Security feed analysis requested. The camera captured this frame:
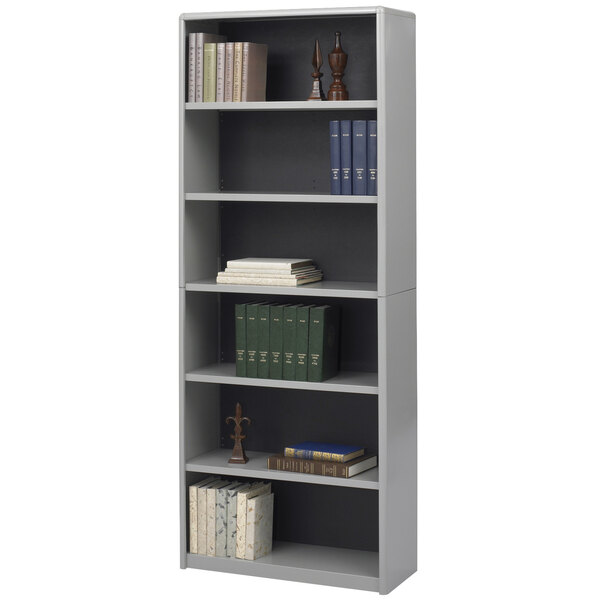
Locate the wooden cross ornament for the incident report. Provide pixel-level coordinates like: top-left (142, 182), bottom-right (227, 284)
top-left (225, 402), bottom-right (251, 464)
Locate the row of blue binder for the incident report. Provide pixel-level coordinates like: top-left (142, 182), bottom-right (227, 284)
top-left (329, 120), bottom-right (377, 196)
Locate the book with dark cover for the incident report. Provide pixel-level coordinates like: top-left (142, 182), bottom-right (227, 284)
top-left (340, 120), bottom-right (352, 195)
top-left (307, 305), bottom-right (340, 382)
top-left (352, 120), bottom-right (367, 195)
top-left (267, 454), bottom-right (377, 479)
top-left (295, 304), bottom-right (315, 381)
top-left (246, 302), bottom-right (263, 378)
top-left (257, 303), bottom-right (273, 379)
top-left (367, 120), bottom-right (377, 196)
top-left (282, 304), bottom-right (301, 380)
top-left (329, 120), bottom-right (341, 194)
top-left (284, 441), bottom-right (364, 463)
top-left (235, 303), bottom-right (247, 377)
top-left (269, 304), bottom-right (289, 379)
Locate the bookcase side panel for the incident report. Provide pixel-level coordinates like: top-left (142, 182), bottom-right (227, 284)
top-left (377, 13), bottom-right (416, 296)
top-left (184, 201), bottom-right (220, 284)
top-left (378, 290), bottom-right (417, 593)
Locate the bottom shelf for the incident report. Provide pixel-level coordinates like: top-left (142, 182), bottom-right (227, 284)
top-left (186, 541), bottom-right (379, 592)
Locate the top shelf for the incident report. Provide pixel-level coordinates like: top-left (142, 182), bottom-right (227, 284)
top-left (185, 100), bottom-right (378, 112)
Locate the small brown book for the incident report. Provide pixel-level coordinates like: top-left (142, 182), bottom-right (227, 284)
top-left (267, 453), bottom-right (377, 478)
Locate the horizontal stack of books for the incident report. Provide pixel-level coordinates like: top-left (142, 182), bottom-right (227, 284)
top-left (217, 257), bottom-right (323, 287)
top-left (268, 442), bottom-right (377, 479)
top-left (329, 119), bottom-right (377, 196)
top-left (187, 34), bottom-right (268, 102)
top-left (189, 478), bottom-right (273, 560)
top-left (236, 302), bottom-right (340, 382)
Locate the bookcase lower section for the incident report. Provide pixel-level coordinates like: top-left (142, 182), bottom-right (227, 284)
top-left (185, 542), bottom-right (379, 592)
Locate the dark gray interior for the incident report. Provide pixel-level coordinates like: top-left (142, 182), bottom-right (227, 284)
top-left (220, 202), bottom-right (377, 281)
top-left (219, 110), bottom-right (377, 193)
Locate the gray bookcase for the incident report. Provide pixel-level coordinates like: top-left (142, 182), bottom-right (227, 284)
top-left (179, 7), bottom-right (416, 594)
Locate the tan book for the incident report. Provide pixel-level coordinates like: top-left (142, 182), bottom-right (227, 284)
top-left (216, 275), bottom-right (323, 286)
top-left (216, 43), bottom-right (226, 102)
top-left (187, 33), bottom-right (196, 102)
top-left (241, 42), bottom-right (268, 102)
top-left (188, 476), bottom-right (216, 553)
top-left (224, 42), bottom-right (235, 101)
top-left (196, 477), bottom-right (221, 555)
top-left (203, 43), bottom-right (217, 102)
top-left (233, 42), bottom-right (243, 102)
top-left (235, 482), bottom-right (271, 559)
top-left (195, 33), bottom-right (226, 102)
top-left (205, 480), bottom-right (231, 556)
top-left (245, 493), bottom-right (274, 560)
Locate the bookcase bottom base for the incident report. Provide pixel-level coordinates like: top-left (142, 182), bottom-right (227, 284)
top-left (185, 541), bottom-right (379, 592)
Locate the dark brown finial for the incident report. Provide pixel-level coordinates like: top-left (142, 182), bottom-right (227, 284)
top-left (327, 31), bottom-right (349, 101)
top-left (225, 402), bottom-right (251, 464)
top-left (307, 39), bottom-right (326, 100)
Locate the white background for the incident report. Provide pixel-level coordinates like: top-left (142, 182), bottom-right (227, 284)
top-left (1, 0), bottom-right (599, 598)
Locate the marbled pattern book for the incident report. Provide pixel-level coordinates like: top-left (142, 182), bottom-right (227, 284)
top-left (216, 483), bottom-right (241, 557)
top-left (226, 484), bottom-right (251, 557)
top-left (235, 482), bottom-right (271, 559)
top-left (206, 481), bottom-right (232, 557)
top-left (245, 493), bottom-right (274, 560)
top-left (188, 476), bottom-right (217, 554)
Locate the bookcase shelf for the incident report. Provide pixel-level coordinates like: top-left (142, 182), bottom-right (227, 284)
top-left (186, 363), bottom-right (378, 394)
top-left (185, 100), bottom-right (378, 111)
top-left (186, 449), bottom-right (379, 490)
top-left (180, 7), bottom-right (416, 594)
top-left (187, 542), bottom-right (379, 592)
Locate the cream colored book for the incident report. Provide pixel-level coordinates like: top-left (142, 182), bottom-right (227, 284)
top-left (225, 266), bottom-right (316, 275)
top-left (206, 480), bottom-right (231, 556)
top-left (203, 43), bottom-right (217, 102)
top-left (216, 42), bottom-right (226, 102)
top-left (233, 42), bottom-right (243, 102)
top-left (196, 477), bottom-right (222, 555)
top-left (216, 275), bottom-right (322, 286)
top-left (216, 482), bottom-right (242, 557)
top-left (226, 258), bottom-right (314, 270)
top-left (241, 42), bottom-right (268, 102)
top-left (219, 270), bottom-right (322, 280)
top-left (226, 483), bottom-right (251, 557)
top-left (235, 482), bottom-right (271, 559)
top-left (188, 476), bottom-right (216, 554)
top-left (245, 493), bottom-right (274, 560)
top-left (224, 42), bottom-right (235, 101)
top-left (195, 33), bottom-right (226, 102)
top-left (187, 33), bottom-right (196, 103)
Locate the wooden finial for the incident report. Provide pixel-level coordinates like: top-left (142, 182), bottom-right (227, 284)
top-left (327, 31), bottom-right (349, 101)
top-left (225, 402), bottom-right (251, 464)
top-left (307, 39), bottom-right (326, 100)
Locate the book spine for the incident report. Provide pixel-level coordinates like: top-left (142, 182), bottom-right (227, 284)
top-left (352, 120), bottom-right (367, 195)
top-left (308, 305), bottom-right (340, 382)
top-left (329, 120), bottom-right (341, 195)
top-left (269, 305), bottom-right (284, 379)
top-left (267, 455), bottom-right (351, 478)
top-left (206, 488), bottom-right (217, 556)
top-left (224, 42), bottom-right (235, 101)
top-left (257, 304), bottom-right (271, 378)
top-left (340, 119), bottom-right (352, 194)
top-left (246, 303), bottom-right (259, 377)
top-left (295, 305), bottom-right (311, 381)
top-left (197, 487), bottom-right (209, 554)
top-left (226, 489), bottom-right (240, 558)
top-left (203, 43), bottom-right (217, 102)
top-left (245, 494), bottom-right (274, 560)
top-left (241, 42), bottom-right (250, 102)
top-left (187, 33), bottom-right (196, 102)
top-left (282, 305), bottom-right (298, 380)
top-left (215, 488), bottom-right (228, 557)
top-left (194, 34), bottom-right (203, 102)
top-left (367, 120), bottom-right (377, 196)
top-left (216, 43), bottom-right (226, 102)
top-left (235, 493), bottom-right (248, 559)
top-left (233, 42), bottom-right (243, 102)
top-left (284, 448), bottom-right (346, 462)
top-left (235, 303), bottom-right (246, 377)
top-left (189, 485), bottom-right (198, 553)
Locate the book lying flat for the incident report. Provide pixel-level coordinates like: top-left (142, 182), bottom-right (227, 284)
top-left (218, 270), bottom-right (322, 280)
top-left (267, 454), bottom-right (377, 478)
top-left (216, 275), bottom-right (323, 286)
top-left (225, 266), bottom-right (317, 275)
top-left (226, 258), bottom-right (314, 270)
top-left (284, 442), bottom-right (364, 463)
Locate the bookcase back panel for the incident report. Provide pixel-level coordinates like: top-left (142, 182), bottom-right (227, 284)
top-left (219, 293), bottom-right (378, 372)
top-left (214, 16), bottom-right (377, 101)
top-left (219, 110), bottom-right (376, 193)
top-left (220, 202), bottom-right (377, 283)
top-left (219, 386), bottom-right (378, 456)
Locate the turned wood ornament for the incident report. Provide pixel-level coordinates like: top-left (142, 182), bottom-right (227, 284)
top-left (307, 39), bottom-right (326, 100)
top-left (327, 31), bottom-right (349, 101)
top-left (225, 402), bottom-right (251, 464)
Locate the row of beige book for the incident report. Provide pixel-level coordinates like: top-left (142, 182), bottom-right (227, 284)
top-left (189, 478), bottom-right (273, 560)
top-left (187, 34), bottom-right (268, 102)
top-left (217, 257), bottom-right (323, 287)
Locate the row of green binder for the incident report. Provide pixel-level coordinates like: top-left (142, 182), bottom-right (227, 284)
top-left (235, 302), bottom-right (340, 383)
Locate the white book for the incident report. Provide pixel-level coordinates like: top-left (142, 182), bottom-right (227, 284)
top-left (245, 493), bottom-right (274, 560)
top-left (206, 480), bottom-right (231, 556)
top-left (187, 33), bottom-right (196, 102)
top-left (224, 42), bottom-right (235, 102)
top-left (196, 477), bottom-right (222, 555)
top-left (226, 258), bottom-right (314, 270)
top-left (226, 483), bottom-right (251, 557)
top-left (218, 270), bottom-right (321, 280)
top-left (236, 482), bottom-right (271, 559)
top-left (225, 266), bottom-right (316, 275)
top-left (195, 33), bottom-right (226, 102)
top-left (216, 482), bottom-right (241, 557)
top-left (216, 275), bottom-right (323, 286)
top-left (188, 476), bottom-right (217, 554)
top-left (216, 43), bottom-right (226, 102)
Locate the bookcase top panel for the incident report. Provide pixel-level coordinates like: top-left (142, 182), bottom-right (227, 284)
top-left (180, 7), bottom-right (415, 21)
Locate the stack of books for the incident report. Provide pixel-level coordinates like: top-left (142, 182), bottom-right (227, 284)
top-left (187, 34), bottom-right (268, 102)
top-left (268, 442), bottom-right (377, 479)
top-left (329, 119), bottom-right (377, 196)
top-left (236, 303), bottom-right (340, 382)
top-left (189, 478), bottom-right (273, 560)
top-left (217, 258), bottom-right (323, 287)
